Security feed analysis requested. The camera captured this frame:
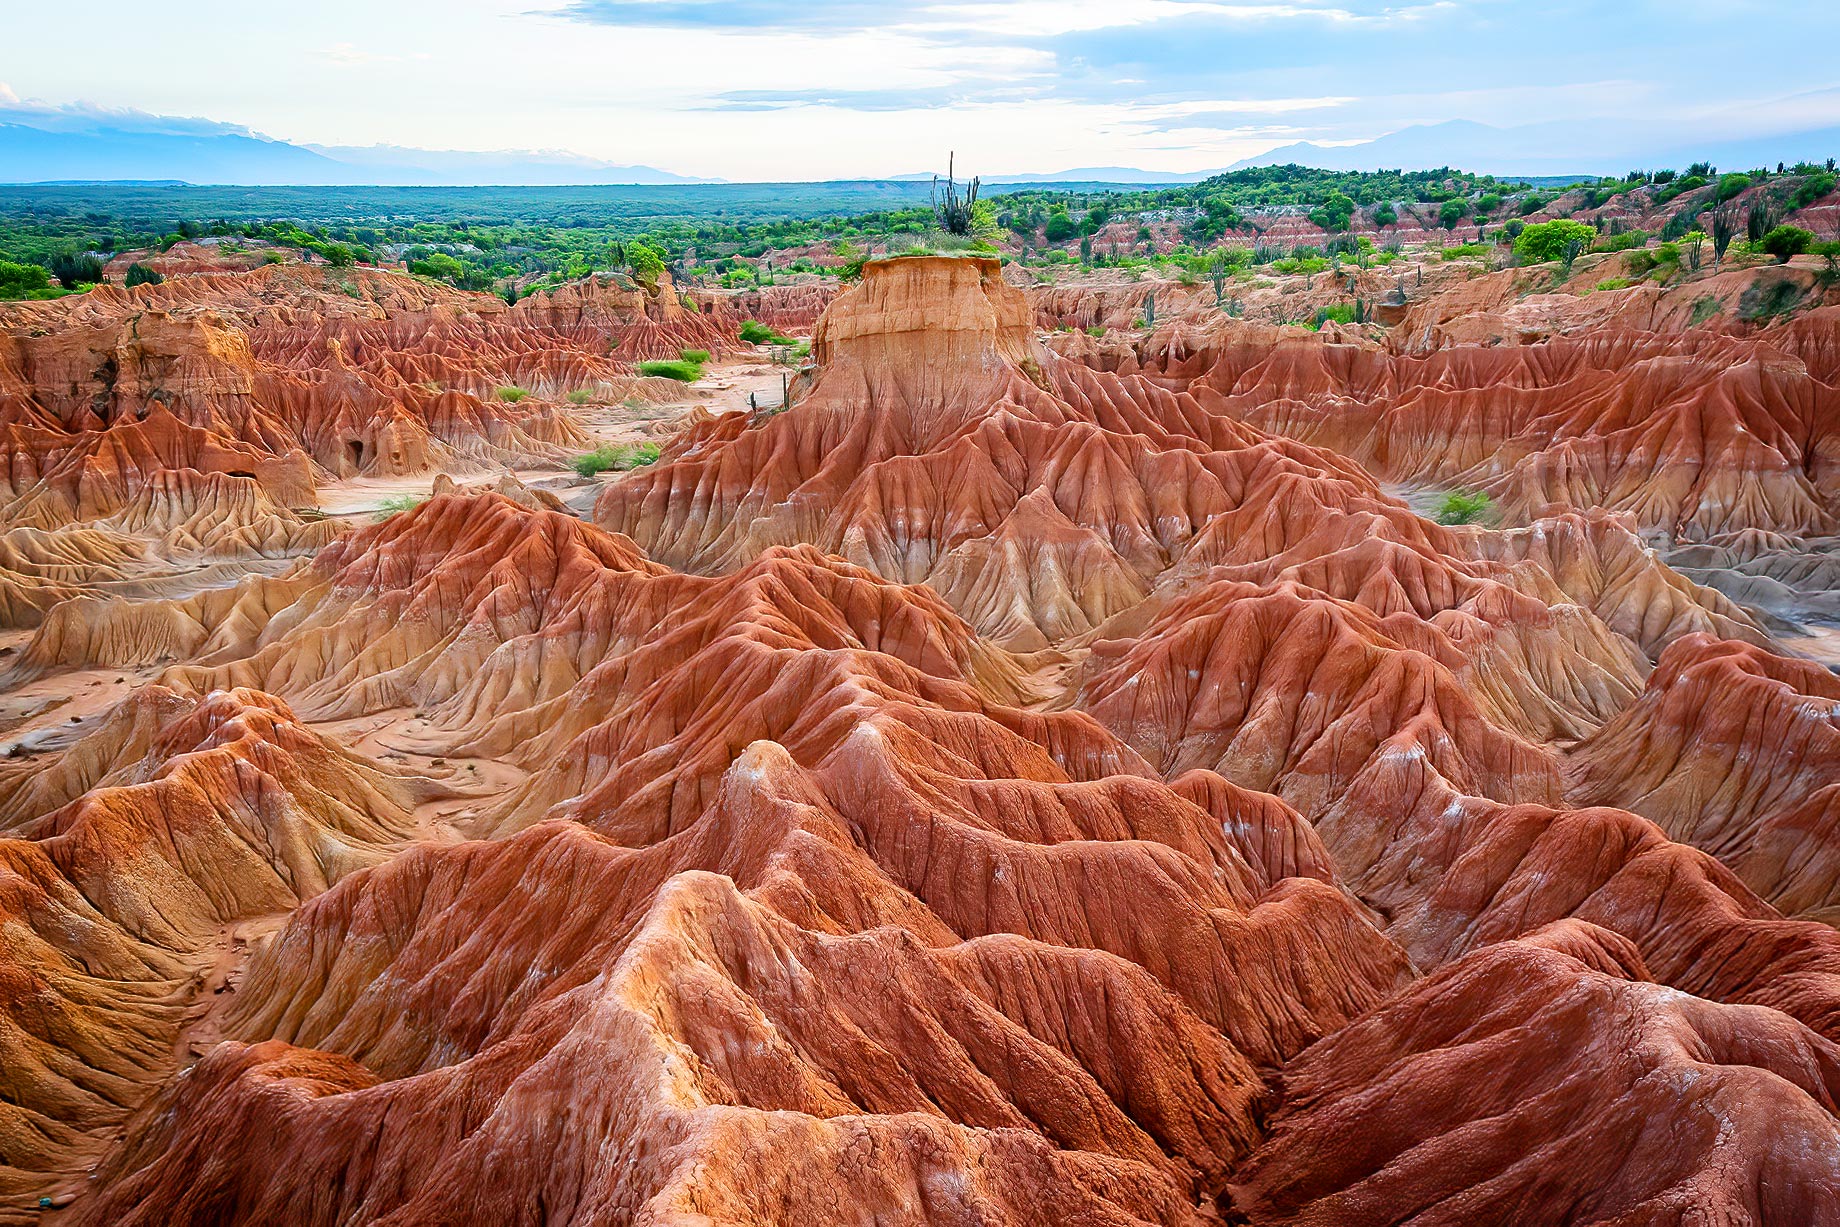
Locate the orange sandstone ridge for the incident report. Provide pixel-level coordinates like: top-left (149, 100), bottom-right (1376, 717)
top-left (0, 253), bottom-right (1836, 1224)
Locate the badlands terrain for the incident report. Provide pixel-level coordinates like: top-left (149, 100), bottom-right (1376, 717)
top-left (2, 197), bottom-right (1840, 1225)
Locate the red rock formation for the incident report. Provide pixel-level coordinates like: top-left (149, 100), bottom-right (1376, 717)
top-left (694, 281), bottom-right (839, 333)
top-left (507, 270), bottom-right (734, 361)
top-left (1230, 922), bottom-right (1840, 1225)
top-left (101, 239), bottom-right (280, 282)
top-left (0, 685), bottom-right (442, 1204)
top-left (1, 252), bottom-right (1838, 1224)
top-left (0, 263), bottom-right (729, 528)
top-left (1101, 272), bottom-right (1840, 542)
top-left (1568, 634), bottom-right (1840, 922)
top-left (39, 493), bottom-right (1406, 1223)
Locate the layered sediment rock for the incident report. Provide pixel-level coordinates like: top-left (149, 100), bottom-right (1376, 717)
top-left (2, 253), bottom-right (1838, 1224)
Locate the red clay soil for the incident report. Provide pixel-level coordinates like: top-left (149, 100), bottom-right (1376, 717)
top-left (0, 254), bottom-right (1838, 1225)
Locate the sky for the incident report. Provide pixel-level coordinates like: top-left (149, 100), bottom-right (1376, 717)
top-left (3, 0), bottom-right (1838, 179)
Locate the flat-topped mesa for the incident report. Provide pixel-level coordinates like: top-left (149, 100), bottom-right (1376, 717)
top-left (815, 255), bottom-right (1038, 367)
top-left (807, 255), bottom-right (1052, 433)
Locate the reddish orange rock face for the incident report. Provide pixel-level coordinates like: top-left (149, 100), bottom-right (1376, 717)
top-left (0, 252), bottom-right (1838, 1225)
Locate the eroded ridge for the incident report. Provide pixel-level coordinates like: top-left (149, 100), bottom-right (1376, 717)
top-left (1, 254), bottom-right (1838, 1225)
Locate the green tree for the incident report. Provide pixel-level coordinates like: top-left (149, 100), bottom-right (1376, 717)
top-left (1760, 225), bottom-right (1815, 263)
top-left (0, 260), bottom-right (53, 299)
top-left (1438, 199), bottom-right (1469, 229)
top-left (125, 263), bottom-right (164, 288)
top-left (1044, 208), bottom-right (1078, 243)
top-left (968, 199), bottom-right (999, 239)
top-left (408, 252), bottom-right (466, 282)
top-left (1309, 190), bottom-right (1356, 232)
top-left (1813, 240), bottom-right (1840, 283)
top-left (625, 240), bottom-right (667, 288)
top-left (47, 250), bottom-right (105, 288)
top-left (1513, 219), bottom-right (1595, 265)
top-left (1791, 172), bottom-right (1836, 210)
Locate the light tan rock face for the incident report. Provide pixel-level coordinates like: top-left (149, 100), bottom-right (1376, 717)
top-left (1, 252), bottom-right (1839, 1225)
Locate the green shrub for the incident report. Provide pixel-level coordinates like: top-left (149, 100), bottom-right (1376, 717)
top-left (1689, 296), bottom-right (1722, 326)
top-left (1590, 230), bottom-right (1649, 253)
top-left (1815, 240), bottom-right (1840, 282)
top-left (1440, 243), bottom-right (1491, 261)
top-left (1761, 225), bottom-right (1815, 263)
top-left (1656, 175), bottom-right (1708, 205)
top-left (409, 252), bottom-right (466, 282)
top-left (376, 494), bottom-right (424, 519)
top-left (740, 320), bottom-right (796, 346)
top-left (1434, 490), bottom-right (1495, 525)
top-left (1791, 172), bottom-right (1837, 210)
top-left (1591, 277), bottom-right (1632, 293)
top-left (124, 263), bottom-right (164, 288)
top-left (566, 389), bottom-right (595, 404)
top-left (636, 359), bottom-right (701, 381)
top-left (1373, 203), bottom-right (1398, 227)
top-left (47, 250), bottom-right (105, 289)
top-left (1085, 325), bottom-right (1105, 337)
top-left (1623, 250), bottom-right (1659, 277)
top-left (496, 386), bottom-right (532, 403)
top-left (679, 348), bottom-right (711, 365)
top-left (1438, 199), bottom-right (1469, 228)
top-left (0, 260), bottom-right (53, 299)
top-left (1717, 173), bottom-right (1752, 202)
top-left (572, 442), bottom-right (662, 477)
top-left (1309, 303), bottom-right (1358, 329)
top-left (1514, 219), bottom-right (1595, 265)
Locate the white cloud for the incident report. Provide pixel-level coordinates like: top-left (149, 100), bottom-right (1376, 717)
top-left (1, 0), bottom-right (1835, 180)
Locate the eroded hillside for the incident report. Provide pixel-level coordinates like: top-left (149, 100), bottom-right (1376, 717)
top-left (1, 246), bottom-right (1838, 1225)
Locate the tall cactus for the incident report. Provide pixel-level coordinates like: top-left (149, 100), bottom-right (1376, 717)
top-left (933, 152), bottom-right (982, 236)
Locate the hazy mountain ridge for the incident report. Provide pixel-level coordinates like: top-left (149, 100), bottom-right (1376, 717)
top-left (0, 112), bottom-right (718, 186)
top-left (5, 101), bottom-right (1836, 188)
top-left (1227, 119), bottom-right (1840, 176)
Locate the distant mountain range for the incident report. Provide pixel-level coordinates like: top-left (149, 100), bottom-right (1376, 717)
top-left (5, 102), bottom-right (1835, 188)
top-left (0, 109), bottom-right (718, 186)
top-left (1224, 120), bottom-right (1840, 178)
top-left (301, 145), bottom-right (721, 186)
top-left (913, 121), bottom-right (1840, 187)
top-left (986, 167), bottom-right (1226, 185)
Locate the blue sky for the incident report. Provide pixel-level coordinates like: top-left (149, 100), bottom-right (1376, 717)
top-left (2, 0), bottom-right (1837, 178)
